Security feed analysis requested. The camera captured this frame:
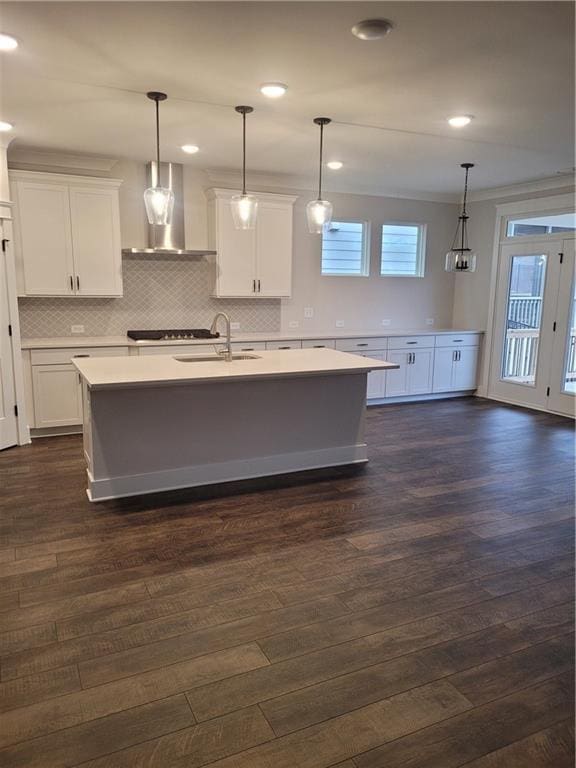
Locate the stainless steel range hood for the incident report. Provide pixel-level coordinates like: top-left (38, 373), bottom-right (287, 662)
top-left (122, 162), bottom-right (216, 257)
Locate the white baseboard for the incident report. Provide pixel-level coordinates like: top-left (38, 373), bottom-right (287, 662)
top-left (87, 443), bottom-right (368, 502)
top-left (31, 425), bottom-right (82, 438)
top-left (367, 390), bottom-right (475, 406)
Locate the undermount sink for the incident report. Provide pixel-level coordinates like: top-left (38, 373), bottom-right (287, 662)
top-left (173, 354), bottom-right (261, 362)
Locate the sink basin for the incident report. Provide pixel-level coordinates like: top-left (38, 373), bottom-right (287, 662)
top-left (173, 354), bottom-right (260, 362)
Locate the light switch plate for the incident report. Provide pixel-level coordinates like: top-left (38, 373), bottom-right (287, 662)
top-left (71, 325), bottom-right (85, 334)
top-left (230, 322), bottom-right (240, 330)
top-left (381, 319), bottom-right (391, 326)
top-left (303, 307), bottom-right (314, 319)
top-left (335, 320), bottom-right (345, 328)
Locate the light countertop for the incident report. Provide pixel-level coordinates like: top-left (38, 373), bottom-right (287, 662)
top-left (21, 328), bottom-right (483, 350)
top-left (73, 347), bottom-right (398, 389)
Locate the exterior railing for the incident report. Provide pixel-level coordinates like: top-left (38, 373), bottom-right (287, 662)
top-left (503, 328), bottom-right (576, 382)
top-left (508, 296), bottom-right (542, 329)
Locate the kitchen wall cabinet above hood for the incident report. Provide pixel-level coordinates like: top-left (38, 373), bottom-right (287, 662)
top-left (122, 162), bottom-right (215, 257)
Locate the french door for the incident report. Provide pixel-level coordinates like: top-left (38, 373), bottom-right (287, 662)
top-left (489, 237), bottom-right (575, 417)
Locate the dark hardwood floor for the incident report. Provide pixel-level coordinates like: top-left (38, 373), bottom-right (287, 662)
top-left (0, 396), bottom-right (574, 767)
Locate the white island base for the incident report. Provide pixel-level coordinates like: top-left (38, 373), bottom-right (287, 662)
top-left (79, 372), bottom-right (380, 502)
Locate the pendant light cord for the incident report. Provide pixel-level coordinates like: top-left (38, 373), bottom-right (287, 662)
top-left (318, 122), bottom-right (324, 200)
top-left (155, 98), bottom-right (161, 188)
top-left (242, 110), bottom-right (247, 196)
top-left (460, 165), bottom-right (470, 251)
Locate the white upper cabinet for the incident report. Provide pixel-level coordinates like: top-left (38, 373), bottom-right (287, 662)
top-left (207, 188), bottom-right (296, 298)
top-left (11, 171), bottom-right (123, 297)
top-left (69, 187), bottom-right (122, 296)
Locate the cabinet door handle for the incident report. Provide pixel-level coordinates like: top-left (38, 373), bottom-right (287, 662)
top-left (357, 343), bottom-right (368, 347)
top-left (457, 350), bottom-right (461, 361)
top-left (257, 279), bottom-right (261, 292)
top-left (252, 279), bottom-right (256, 292)
top-left (72, 354), bottom-right (90, 358)
top-left (69, 275), bottom-right (74, 291)
top-left (279, 346), bottom-right (291, 350)
top-left (453, 339), bottom-right (463, 343)
top-left (76, 276), bottom-right (80, 291)
top-left (406, 341), bottom-right (417, 345)
top-left (313, 345), bottom-right (325, 348)
top-left (241, 348), bottom-right (254, 351)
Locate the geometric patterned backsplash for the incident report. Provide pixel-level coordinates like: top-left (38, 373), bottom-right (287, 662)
top-left (18, 256), bottom-right (281, 337)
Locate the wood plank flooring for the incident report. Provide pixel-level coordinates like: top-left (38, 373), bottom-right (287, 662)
top-left (0, 396), bottom-right (574, 767)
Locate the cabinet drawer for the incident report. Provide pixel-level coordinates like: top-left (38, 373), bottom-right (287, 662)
top-left (231, 341), bottom-right (267, 352)
top-left (388, 335), bottom-right (433, 350)
top-left (266, 340), bottom-right (302, 350)
top-left (435, 333), bottom-right (481, 348)
top-left (138, 343), bottom-right (224, 356)
top-left (335, 337), bottom-right (388, 352)
top-left (31, 346), bottom-right (129, 365)
top-left (301, 339), bottom-right (336, 349)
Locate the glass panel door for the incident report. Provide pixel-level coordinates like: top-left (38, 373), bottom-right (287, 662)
top-left (500, 254), bottom-right (546, 386)
top-left (549, 240), bottom-right (576, 417)
top-left (489, 240), bottom-right (562, 409)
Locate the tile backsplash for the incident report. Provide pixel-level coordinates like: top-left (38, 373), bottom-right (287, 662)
top-left (18, 257), bottom-right (281, 338)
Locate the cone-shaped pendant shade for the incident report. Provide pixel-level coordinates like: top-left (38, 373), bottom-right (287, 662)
top-left (231, 193), bottom-right (258, 230)
top-left (306, 199), bottom-right (333, 234)
top-left (144, 92), bottom-right (174, 226)
top-left (144, 186), bottom-right (174, 226)
top-left (445, 163), bottom-right (476, 273)
top-left (307, 117), bottom-right (333, 234)
top-left (232, 106), bottom-right (257, 230)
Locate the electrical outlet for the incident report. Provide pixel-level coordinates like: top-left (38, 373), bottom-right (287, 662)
top-left (381, 319), bottom-right (391, 326)
top-left (289, 320), bottom-right (299, 328)
top-left (303, 307), bottom-right (314, 319)
top-left (230, 322), bottom-right (240, 330)
top-left (425, 318), bottom-right (435, 326)
top-left (71, 325), bottom-right (85, 334)
top-left (335, 320), bottom-right (345, 328)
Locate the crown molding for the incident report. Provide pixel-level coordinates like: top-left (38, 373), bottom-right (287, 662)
top-left (468, 173), bottom-right (575, 203)
top-left (7, 148), bottom-right (118, 173)
top-left (9, 169), bottom-right (123, 188)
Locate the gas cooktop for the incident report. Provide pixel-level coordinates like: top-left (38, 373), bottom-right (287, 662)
top-left (127, 329), bottom-right (220, 341)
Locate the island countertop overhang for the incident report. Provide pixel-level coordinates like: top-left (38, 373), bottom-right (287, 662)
top-left (72, 348), bottom-right (398, 390)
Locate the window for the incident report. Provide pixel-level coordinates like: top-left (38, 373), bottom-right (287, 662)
top-left (321, 220), bottom-right (369, 276)
top-left (506, 212), bottom-right (576, 237)
top-left (380, 223), bottom-right (426, 277)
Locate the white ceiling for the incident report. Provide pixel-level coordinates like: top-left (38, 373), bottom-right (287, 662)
top-left (1, 1), bottom-right (574, 197)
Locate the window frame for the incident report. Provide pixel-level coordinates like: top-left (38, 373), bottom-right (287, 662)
top-left (380, 221), bottom-right (427, 278)
top-left (320, 218), bottom-right (371, 278)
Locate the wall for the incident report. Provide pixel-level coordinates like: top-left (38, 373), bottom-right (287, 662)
top-left (13, 155), bottom-right (460, 338)
top-left (283, 191), bottom-right (457, 332)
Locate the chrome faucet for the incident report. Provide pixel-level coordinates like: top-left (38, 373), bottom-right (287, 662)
top-left (210, 312), bottom-right (233, 361)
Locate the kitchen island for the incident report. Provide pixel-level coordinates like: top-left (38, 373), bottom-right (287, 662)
top-left (73, 348), bottom-right (397, 501)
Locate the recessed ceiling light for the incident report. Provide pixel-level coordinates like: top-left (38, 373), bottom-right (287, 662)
top-left (351, 19), bottom-right (393, 40)
top-left (181, 144), bottom-right (199, 154)
top-left (327, 161), bottom-right (343, 170)
top-left (0, 34), bottom-right (18, 51)
top-left (260, 83), bottom-right (288, 98)
top-left (0, 121), bottom-right (13, 132)
top-left (448, 115), bottom-right (473, 128)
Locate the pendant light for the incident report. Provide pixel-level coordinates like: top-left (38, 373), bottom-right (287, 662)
top-left (143, 91), bottom-right (174, 226)
top-left (445, 162), bottom-right (477, 273)
top-left (231, 106), bottom-right (258, 230)
top-left (306, 117), bottom-right (333, 234)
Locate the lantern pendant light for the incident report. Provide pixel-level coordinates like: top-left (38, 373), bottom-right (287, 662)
top-left (306, 117), bottom-right (333, 234)
top-left (445, 162), bottom-right (477, 273)
top-left (231, 106), bottom-right (258, 230)
top-left (143, 91), bottom-right (175, 226)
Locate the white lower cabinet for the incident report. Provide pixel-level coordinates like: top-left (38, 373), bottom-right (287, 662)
top-left (433, 346), bottom-right (479, 392)
top-left (32, 364), bottom-right (82, 428)
top-left (29, 346), bottom-right (129, 430)
top-left (385, 348), bottom-right (434, 398)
